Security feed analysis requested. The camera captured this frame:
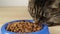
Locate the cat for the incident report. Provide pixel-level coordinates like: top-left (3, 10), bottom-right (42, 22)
top-left (28, 0), bottom-right (60, 26)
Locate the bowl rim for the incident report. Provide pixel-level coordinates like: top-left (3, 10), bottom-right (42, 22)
top-left (1, 20), bottom-right (48, 34)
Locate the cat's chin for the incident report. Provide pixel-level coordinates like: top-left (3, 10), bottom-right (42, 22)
top-left (46, 22), bottom-right (60, 27)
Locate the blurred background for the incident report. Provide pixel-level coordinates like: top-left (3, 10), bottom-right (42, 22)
top-left (0, 0), bottom-right (28, 6)
top-left (0, 0), bottom-right (60, 34)
top-left (0, 0), bottom-right (32, 23)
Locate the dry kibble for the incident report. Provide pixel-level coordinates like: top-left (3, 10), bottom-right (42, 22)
top-left (37, 26), bottom-right (42, 31)
top-left (14, 30), bottom-right (17, 32)
top-left (6, 21), bottom-right (42, 32)
top-left (19, 30), bottom-right (22, 32)
top-left (6, 24), bottom-right (12, 30)
top-left (21, 30), bottom-right (25, 32)
top-left (33, 28), bottom-right (37, 32)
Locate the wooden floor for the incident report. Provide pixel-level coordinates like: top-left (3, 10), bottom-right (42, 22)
top-left (0, 6), bottom-right (32, 24)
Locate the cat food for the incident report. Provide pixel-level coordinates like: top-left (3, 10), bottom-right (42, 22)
top-left (6, 21), bottom-right (42, 32)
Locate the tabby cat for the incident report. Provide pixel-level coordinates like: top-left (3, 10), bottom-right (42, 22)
top-left (28, 0), bottom-right (60, 26)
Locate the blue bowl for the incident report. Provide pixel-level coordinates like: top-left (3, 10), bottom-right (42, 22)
top-left (1, 20), bottom-right (50, 34)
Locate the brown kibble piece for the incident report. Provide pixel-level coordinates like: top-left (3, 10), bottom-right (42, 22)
top-left (33, 28), bottom-right (37, 32)
top-left (37, 26), bottom-right (42, 31)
